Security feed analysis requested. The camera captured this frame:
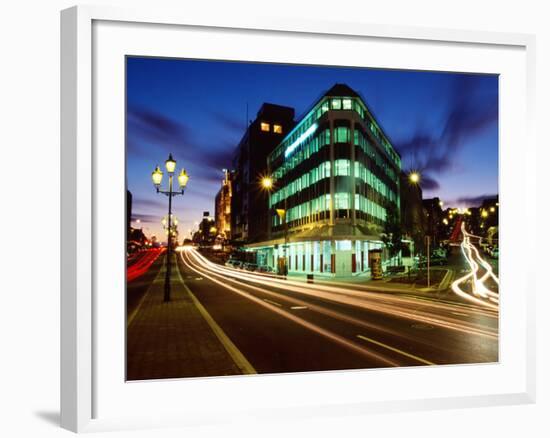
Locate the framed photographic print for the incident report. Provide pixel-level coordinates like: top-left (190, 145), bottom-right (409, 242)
top-left (61, 5), bottom-right (536, 433)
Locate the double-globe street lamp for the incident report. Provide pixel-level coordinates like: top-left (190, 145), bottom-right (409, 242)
top-left (151, 153), bottom-right (189, 302)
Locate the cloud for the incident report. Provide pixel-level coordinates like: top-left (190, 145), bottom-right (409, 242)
top-left (131, 213), bottom-right (161, 224)
top-left (395, 76), bottom-right (498, 175)
top-left (419, 174), bottom-right (440, 191)
top-left (131, 197), bottom-right (165, 210)
top-left (127, 105), bottom-right (237, 182)
top-left (208, 110), bottom-right (246, 133)
top-left (455, 194), bottom-right (498, 207)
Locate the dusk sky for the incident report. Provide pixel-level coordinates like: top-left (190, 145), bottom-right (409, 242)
top-left (126, 57), bottom-right (498, 242)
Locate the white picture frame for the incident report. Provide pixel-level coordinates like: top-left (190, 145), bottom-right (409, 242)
top-left (60, 5), bottom-right (536, 433)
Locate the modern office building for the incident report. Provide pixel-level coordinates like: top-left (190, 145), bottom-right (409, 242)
top-left (230, 103), bottom-right (295, 244)
top-left (214, 169), bottom-right (233, 240)
top-left (246, 84), bottom-right (402, 277)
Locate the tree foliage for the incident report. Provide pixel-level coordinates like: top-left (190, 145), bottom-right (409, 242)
top-left (382, 202), bottom-right (402, 262)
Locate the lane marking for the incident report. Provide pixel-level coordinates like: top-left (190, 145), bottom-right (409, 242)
top-left (356, 334), bottom-right (436, 366)
top-left (187, 249), bottom-right (498, 340)
top-left (175, 257), bottom-right (257, 375)
top-left (291, 306), bottom-right (308, 310)
top-left (181, 251), bottom-right (399, 366)
top-left (452, 311), bottom-right (469, 317)
top-left (264, 299), bottom-right (282, 307)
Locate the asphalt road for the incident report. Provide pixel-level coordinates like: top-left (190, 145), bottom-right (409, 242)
top-left (177, 248), bottom-right (499, 374)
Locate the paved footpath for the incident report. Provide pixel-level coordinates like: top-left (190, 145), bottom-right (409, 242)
top-left (127, 253), bottom-right (254, 381)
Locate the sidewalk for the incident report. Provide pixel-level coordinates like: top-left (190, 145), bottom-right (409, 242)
top-left (127, 253), bottom-right (252, 381)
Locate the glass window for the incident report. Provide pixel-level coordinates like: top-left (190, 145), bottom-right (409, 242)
top-left (319, 129), bottom-right (331, 146)
top-left (261, 122), bottom-right (270, 132)
top-left (331, 99), bottom-right (342, 110)
top-left (273, 124), bottom-right (283, 134)
top-left (342, 99), bottom-right (352, 110)
top-left (335, 192), bottom-right (350, 209)
top-left (335, 240), bottom-right (352, 251)
top-left (335, 159), bottom-right (351, 176)
top-left (335, 127), bottom-right (350, 143)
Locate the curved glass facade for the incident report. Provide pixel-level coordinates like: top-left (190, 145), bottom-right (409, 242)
top-left (253, 86), bottom-right (402, 277)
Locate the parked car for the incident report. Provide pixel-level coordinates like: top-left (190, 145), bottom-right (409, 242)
top-left (225, 259), bottom-right (238, 268)
top-left (225, 259), bottom-right (244, 269)
top-left (243, 263), bottom-right (258, 271)
top-left (257, 265), bottom-right (274, 273)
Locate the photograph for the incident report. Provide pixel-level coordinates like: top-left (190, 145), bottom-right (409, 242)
top-left (125, 57), bottom-right (499, 381)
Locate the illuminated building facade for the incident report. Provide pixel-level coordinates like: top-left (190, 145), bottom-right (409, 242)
top-left (248, 84), bottom-right (402, 276)
top-left (214, 169), bottom-right (233, 240)
top-left (231, 103), bottom-right (295, 244)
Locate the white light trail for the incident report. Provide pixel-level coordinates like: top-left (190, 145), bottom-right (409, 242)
top-left (451, 222), bottom-right (499, 310)
top-left (180, 250), bottom-right (401, 366)
top-left (184, 248), bottom-right (498, 339)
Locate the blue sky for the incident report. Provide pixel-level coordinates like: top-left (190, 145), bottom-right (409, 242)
top-left (127, 57), bottom-right (498, 242)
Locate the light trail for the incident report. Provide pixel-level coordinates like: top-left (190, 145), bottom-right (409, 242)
top-left (181, 249), bottom-right (446, 348)
top-left (183, 247), bottom-right (497, 319)
top-left (182, 247), bottom-right (498, 339)
top-left (451, 222), bottom-right (499, 309)
top-left (179, 250), bottom-right (401, 367)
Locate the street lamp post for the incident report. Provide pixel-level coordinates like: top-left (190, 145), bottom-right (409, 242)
top-left (262, 176), bottom-right (288, 276)
top-left (152, 153), bottom-right (189, 302)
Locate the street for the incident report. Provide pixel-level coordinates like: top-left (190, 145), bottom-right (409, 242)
top-left (174, 247), bottom-right (498, 374)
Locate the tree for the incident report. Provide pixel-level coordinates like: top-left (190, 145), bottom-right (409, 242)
top-left (381, 202), bottom-right (403, 265)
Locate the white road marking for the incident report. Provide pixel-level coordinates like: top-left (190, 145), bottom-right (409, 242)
top-left (263, 299), bottom-right (282, 307)
top-left (356, 334), bottom-right (435, 366)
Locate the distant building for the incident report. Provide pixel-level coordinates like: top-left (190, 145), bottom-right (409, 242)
top-left (399, 172), bottom-right (425, 254)
top-left (214, 169), bottom-right (233, 240)
top-left (230, 103), bottom-right (296, 244)
top-left (127, 190), bottom-right (133, 241)
top-left (248, 84), bottom-right (402, 276)
top-left (423, 197), bottom-right (444, 246)
top-left (127, 227), bottom-right (147, 253)
top-left (194, 211), bottom-right (217, 245)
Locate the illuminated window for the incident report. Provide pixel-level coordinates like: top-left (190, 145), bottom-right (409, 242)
top-left (273, 124), bottom-right (283, 134)
top-left (261, 122), bottom-right (270, 132)
top-left (335, 159), bottom-right (351, 176)
top-left (335, 193), bottom-right (350, 210)
top-left (335, 127), bottom-right (350, 143)
top-left (331, 99), bottom-right (342, 110)
top-left (342, 99), bottom-right (352, 110)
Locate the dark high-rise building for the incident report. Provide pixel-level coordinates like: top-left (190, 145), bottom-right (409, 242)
top-left (230, 103), bottom-right (295, 244)
top-left (249, 84), bottom-right (402, 276)
top-left (400, 172), bottom-right (425, 254)
top-left (423, 197), bottom-right (444, 246)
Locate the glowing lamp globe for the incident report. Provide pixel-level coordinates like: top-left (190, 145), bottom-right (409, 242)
top-left (165, 153), bottom-right (177, 174)
top-left (151, 165), bottom-right (163, 186)
top-left (178, 169), bottom-right (189, 188)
